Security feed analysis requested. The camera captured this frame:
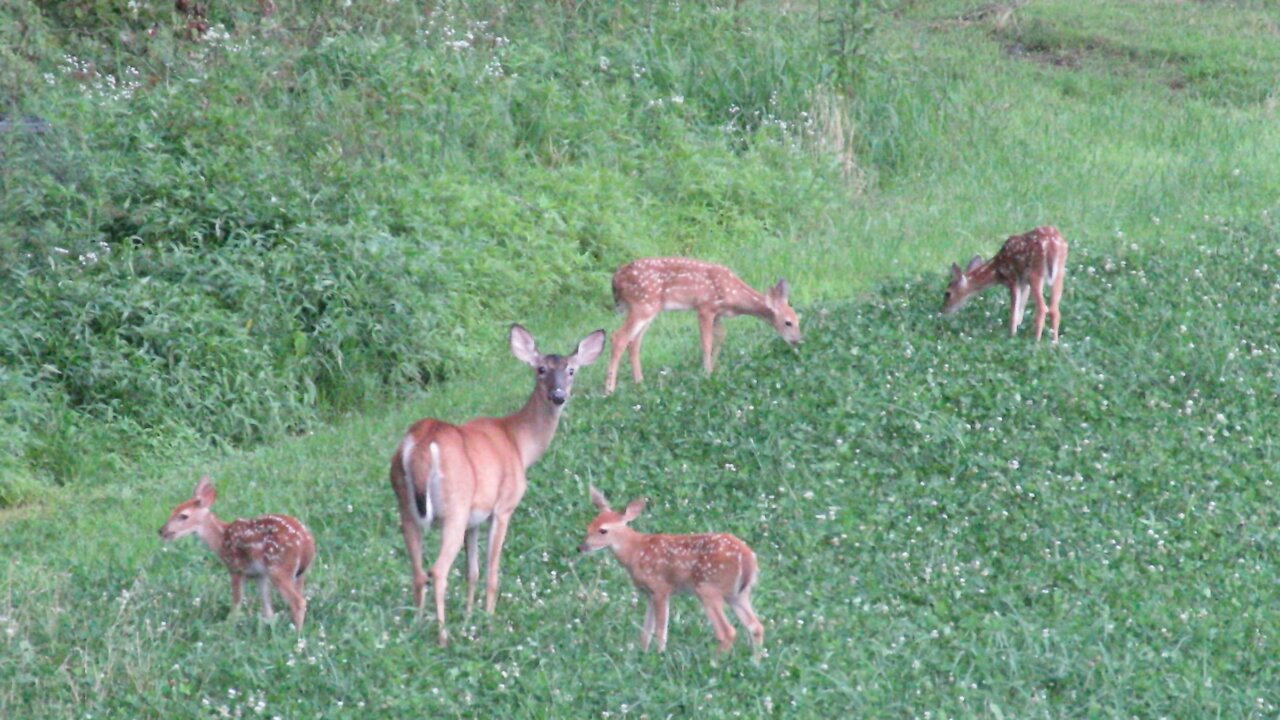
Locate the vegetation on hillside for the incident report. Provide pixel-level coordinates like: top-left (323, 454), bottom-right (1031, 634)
top-left (1, 0), bottom-right (874, 501)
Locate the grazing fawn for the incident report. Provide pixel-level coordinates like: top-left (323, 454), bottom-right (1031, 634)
top-left (390, 325), bottom-right (605, 645)
top-left (158, 476), bottom-right (316, 631)
top-left (941, 226), bottom-right (1069, 342)
top-left (605, 257), bottom-right (800, 394)
top-left (579, 486), bottom-right (764, 654)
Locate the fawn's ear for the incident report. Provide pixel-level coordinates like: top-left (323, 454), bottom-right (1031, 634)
top-left (966, 254), bottom-right (984, 273)
top-left (510, 324), bottom-right (541, 367)
top-left (950, 262), bottom-right (962, 279)
top-left (589, 485), bottom-right (611, 512)
top-left (193, 475), bottom-right (217, 507)
top-left (573, 329), bottom-right (606, 367)
top-left (621, 498), bottom-right (647, 522)
top-left (769, 279), bottom-right (791, 303)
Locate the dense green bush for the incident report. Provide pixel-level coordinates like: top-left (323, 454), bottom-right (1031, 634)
top-left (0, 1), bottom-right (872, 498)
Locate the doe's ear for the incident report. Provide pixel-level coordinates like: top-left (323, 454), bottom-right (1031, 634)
top-left (194, 475), bottom-right (217, 507)
top-left (966, 254), bottom-right (984, 273)
top-left (589, 485), bottom-right (611, 512)
top-left (621, 498), bottom-right (647, 523)
top-left (510, 324), bottom-right (540, 367)
top-left (574, 329), bottom-right (606, 367)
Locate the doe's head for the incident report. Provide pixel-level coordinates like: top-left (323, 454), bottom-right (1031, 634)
top-left (510, 325), bottom-right (606, 406)
top-left (579, 486), bottom-right (646, 554)
top-left (764, 279), bottom-right (801, 345)
top-left (941, 255), bottom-right (984, 315)
top-left (159, 476), bottom-right (217, 541)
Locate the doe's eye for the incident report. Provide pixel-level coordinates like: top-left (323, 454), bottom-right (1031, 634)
top-left (598, 528), bottom-right (608, 535)
top-left (537, 366), bottom-right (546, 375)
top-left (784, 320), bottom-right (793, 327)
top-left (177, 513), bottom-right (189, 521)
top-left (568, 368), bottom-right (575, 376)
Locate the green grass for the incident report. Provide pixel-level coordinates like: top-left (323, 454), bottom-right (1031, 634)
top-left (4, 0), bottom-right (1280, 717)
top-left (3, 214), bottom-right (1278, 717)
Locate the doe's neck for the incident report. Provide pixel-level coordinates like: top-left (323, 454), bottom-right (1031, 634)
top-left (503, 388), bottom-right (565, 469)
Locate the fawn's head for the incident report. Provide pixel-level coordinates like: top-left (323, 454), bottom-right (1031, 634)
top-left (941, 255), bottom-right (984, 315)
top-left (764, 279), bottom-right (801, 345)
top-left (159, 476), bottom-right (218, 541)
top-left (510, 325), bottom-right (606, 407)
top-left (579, 486), bottom-right (646, 554)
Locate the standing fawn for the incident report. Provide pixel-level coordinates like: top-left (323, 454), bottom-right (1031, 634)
top-left (579, 486), bottom-right (764, 655)
top-left (941, 226), bottom-right (1069, 342)
top-left (158, 476), bottom-right (316, 631)
top-left (605, 257), bottom-right (801, 394)
top-left (390, 325), bottom-right (605, 645)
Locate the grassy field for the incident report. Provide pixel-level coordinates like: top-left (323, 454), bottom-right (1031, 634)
top-left (4, 0), bottom-right (1280, 717)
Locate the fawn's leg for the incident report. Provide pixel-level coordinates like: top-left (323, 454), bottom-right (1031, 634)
top-left (697, 588), bottom-right (737, 653)
top-left (641, 595), bottom-right (656, 650)
top-left (1008, 284), bottom-right (1024, 336)
top-left (257, 577), bottom-right (275, 621)
top-left (653, 591), bottom-right (672, 652)
top-left (1031, 273), bottom-right (1049, 342)
top-left (710, 316), bottom-right (727, 367)
top-left (729, 590), bottom-right (765, 651)
top-left (1015, 283), bottom-right (1032, 333)
top-left (1049, 261), bottom-right (1066, 342)
top-left (229, 573), bottom-right (244, 616)
top-left (607, 309), bottom-right (653, 394)
top-left (698, 310), bottom-right (718, 374)
top-left (629, 317), bottom-right (656, 383)
top-left (270, 565), bottom-right (307, 631)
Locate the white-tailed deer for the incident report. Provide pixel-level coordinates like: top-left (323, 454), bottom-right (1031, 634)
top-left (390, 325), bottom-right (605, 645)
top-left (605, 257), bottom-right (800, 394)
top-left (158, 476), bottom-right (316, 631)
top-left (579, 486), bottom-right (764, 654)
top-left (941, 226), bottom-right (1069, 342)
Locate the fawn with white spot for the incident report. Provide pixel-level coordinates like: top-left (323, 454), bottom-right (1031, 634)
top-left (390, 325), bottom-right (605, 645)
top-left (605, 257), bottom-right (800, 394)
top-left (941, 226), bottom-right (1069, 342)
top-left (579, 486), bottom-right (764, 654)
top-left (158, 476), bottom-right (316, 630)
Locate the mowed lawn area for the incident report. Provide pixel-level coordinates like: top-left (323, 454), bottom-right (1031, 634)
top-left (3, 1), bottom-right (1279, 717)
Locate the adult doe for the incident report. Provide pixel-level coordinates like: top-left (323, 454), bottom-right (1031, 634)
top-left (158, 476), bottom-right (316, 631)
top-left (605, 257), bottom-right (800, 394)
top-left (390, 325), bottom-right (605, 645)
top-left (579, 486), bottom-right (764, 654)
top-left (941, 226), bottom-right (1069, 342)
